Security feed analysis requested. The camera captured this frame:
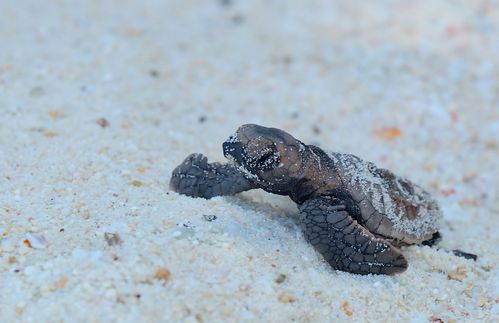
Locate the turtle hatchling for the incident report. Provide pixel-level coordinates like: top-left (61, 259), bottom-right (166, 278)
top-left (170, 124), bottom-right (454, 275)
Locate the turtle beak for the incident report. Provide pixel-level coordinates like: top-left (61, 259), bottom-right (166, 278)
top-left (223, 134), bottom-right (244, 165)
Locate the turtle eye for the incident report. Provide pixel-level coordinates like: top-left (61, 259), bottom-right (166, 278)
top-left (249, 148), bottom-right (280, 171)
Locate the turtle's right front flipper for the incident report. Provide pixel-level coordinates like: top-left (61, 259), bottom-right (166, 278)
top-left (170, 153), bottom-right (255, 199)
top-left (298, 196), bottom-right (408, 275)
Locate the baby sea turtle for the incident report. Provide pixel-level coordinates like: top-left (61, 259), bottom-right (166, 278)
top-left (170, 124), bottom-right (467, 275)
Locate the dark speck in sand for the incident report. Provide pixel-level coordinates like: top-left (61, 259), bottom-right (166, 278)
top-left (149, 69), bottom-right (160, 78)
top-left (203, 214), bottom-right (218, 222)
top-left (219, 0), bottom-right (233, 7)
top-left (29, 86), bottom-right (45, 98)
top-left (231, 14), bottom-right (245, 25)
top-left (275, 274), bottom-right (287, 284)
top-left (282, 55), bottom-right (293, 65)
top-left (104, 232), bottom-right (122, 246)
top-left (97, 118), bottom-right (110, 128)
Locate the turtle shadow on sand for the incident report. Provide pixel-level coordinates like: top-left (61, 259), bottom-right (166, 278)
top-left (221, 193), bottom-right (302, 246)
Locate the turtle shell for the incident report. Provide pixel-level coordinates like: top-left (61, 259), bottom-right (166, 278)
top-left (327, 152), bottom-right (442, 244)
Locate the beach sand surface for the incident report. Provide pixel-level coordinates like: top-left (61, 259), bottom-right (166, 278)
top-left (0, 1), bottom-right (498, 322)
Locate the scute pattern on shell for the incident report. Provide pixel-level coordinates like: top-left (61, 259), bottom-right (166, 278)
top-left (328, 152), bottom-right (442, 239)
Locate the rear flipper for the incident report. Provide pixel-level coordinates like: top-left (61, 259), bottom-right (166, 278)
top-left (422, 232), bottom-right (478, 261)
top-left (170, 153), bottom-right (255, 199)
top-left (451, 249), bottom-right (477, 261)
top-left (299, 196), bottom-right (408, 275)
top-left (421, 231), bottom-right (442, 247)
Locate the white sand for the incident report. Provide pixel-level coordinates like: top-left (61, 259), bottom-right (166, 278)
top-left (0, 1), bottom-right (498, 322)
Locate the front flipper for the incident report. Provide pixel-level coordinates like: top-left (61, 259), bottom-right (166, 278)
top-left (298, 196), bottom-right (408, 275)
top-left (170, 153), bottom-right (255, 199)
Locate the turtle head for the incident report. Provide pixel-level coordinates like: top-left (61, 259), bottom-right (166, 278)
top-left (223, 124), bottom-right (305, 193)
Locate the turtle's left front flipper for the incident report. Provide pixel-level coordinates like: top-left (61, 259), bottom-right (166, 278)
top-left (170, 153), bottom-right (254, 199)
top-left (298, 196), bottom-right (408, 275)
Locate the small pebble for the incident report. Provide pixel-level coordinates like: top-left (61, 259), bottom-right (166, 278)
top-left (278, 294), bottom-right (295, 303)
top-left (25, 233), bottom-right (48, 249)
top-left (104, 232), bottom-right (122, 246)
top-left (23, 239), bottom-right (33, 248)
top-left (97, 118), bottom-right (110, 128)
top-left (52, 276), bottom-right (68, 290)
top-left (239, 284), bottom-right (250, 292)
top-left (48, 111), bottom-right (63, 119)
top-left (202, 214), bottom-right (217, 222)
top-left (177, 220), bottom-right (195, 229)
top-left (81, 209), bottom-right (90, 220)
top-left (275, 274), bottom-right (287, 284)
top-left (342, 301), bottom-right (353, 317)
top-left (372, 126), bottom-right (402, 140)
top-left (43, 132), bottom-right (58, 138)
top-left (154, 268), bottom-right (171, 281)
top-left (130, 180), bottom-right (143, 187)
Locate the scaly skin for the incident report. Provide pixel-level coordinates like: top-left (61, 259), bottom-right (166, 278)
top-left (299, 196), bottom-right (407, 275)
top-left (170, 153), bottom-right (253, 199)
top-left (169, 124), bottom-right (474, 275)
